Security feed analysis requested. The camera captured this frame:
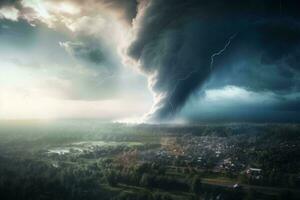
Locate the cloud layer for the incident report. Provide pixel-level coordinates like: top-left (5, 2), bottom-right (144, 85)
top-left (127, 0), bottom-right (300, 121)
top-left (1, 0), bottom-right (300, 122)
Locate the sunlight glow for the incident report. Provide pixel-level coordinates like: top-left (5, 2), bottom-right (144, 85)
top-left (205, 85), bottom-right (252, 101)
top-left (0, 87), bottom-right (149, 120)
top-left (56, 2), bottom-right (80, 15)
top-left (22, 0), bottom-right (50, 19)
top-left (0, 6), bottom-right (19, 21)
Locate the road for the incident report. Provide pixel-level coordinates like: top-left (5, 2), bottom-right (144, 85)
top-left (202, 178), bottom-right (300, 194)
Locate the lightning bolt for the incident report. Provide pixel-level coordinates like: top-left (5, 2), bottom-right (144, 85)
top-left (210, 33), bottom-right (237, 71)
top-left (166, 33), bottom-right (237, 117)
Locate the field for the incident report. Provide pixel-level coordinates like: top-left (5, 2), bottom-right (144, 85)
top-left (0, 120), bottom-right (299, 200)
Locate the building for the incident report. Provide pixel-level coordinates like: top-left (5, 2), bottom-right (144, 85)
top-left (246, 168), bottom-right (263, 180)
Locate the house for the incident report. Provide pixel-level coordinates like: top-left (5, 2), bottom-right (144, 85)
top-left (246, 168), bottom-right (263, 180)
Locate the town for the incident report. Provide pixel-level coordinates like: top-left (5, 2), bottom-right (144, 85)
top-left (0, 121), bottom-right (299, 200)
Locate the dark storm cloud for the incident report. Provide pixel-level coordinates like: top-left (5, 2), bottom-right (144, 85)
top-left (128, 0), bottom-right (300, 121)
top-left (60, 38), bottom-right (120, 73)
top-left (206, 20), bottom-right (300, 91)
top-left (0, 0), bottom-right (20, 7)
top-left (62, 42), bottom-right (106, 64)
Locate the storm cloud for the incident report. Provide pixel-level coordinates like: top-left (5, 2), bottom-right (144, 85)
top-left (127, 0), bottom-right (300, 121)
top-left (0, 0), bottom-right (20, 7)
top-left (59, 39), bottom-right (120, 74)
top-left (2, 0), bottom-right (300, 122)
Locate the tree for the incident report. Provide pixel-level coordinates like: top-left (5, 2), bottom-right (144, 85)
top-left (140, 173), bottom-right (152, 187)
top-left (191, 176), bottom-right (202, 194)
top-left (105, 170), bottom-right (118, 187)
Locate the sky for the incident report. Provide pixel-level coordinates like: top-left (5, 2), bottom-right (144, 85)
top-left (0, 0), bottom-right (300, 123)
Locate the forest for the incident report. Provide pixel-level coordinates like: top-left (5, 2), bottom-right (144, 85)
top-left (0, 121), bottom-right (299, 200)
